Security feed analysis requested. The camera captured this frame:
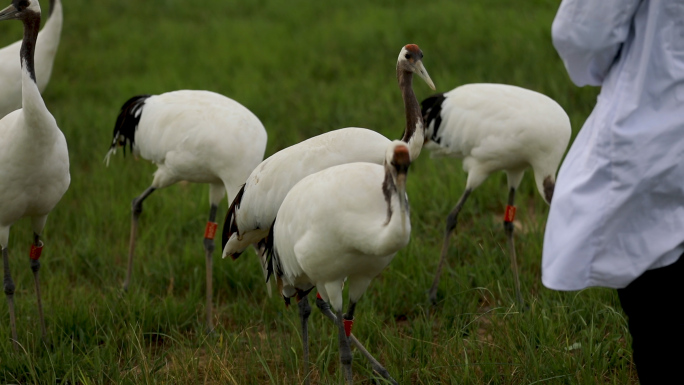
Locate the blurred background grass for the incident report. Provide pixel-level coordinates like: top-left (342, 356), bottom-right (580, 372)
top-left (0, 0), bottom-right (634, 383)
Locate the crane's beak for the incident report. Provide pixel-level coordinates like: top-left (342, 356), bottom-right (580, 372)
top-left (0, 4), bottom-right (20, 21)
top-left (414, 60), bottom-right (436, 90)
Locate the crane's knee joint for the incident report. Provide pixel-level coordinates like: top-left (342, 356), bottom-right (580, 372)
top-left (30, 258), bottom-right (40, 273)
top-left (131, 198), bottom-right (143, 216)
top-left (315, 297), bottom-right (330, 312)
top-left (4, 281), bottom-right (15, 296)
top-left (203, 238), bottom-right (215, 253)
top-left (445, 214), bottom-right (459, 233)
top-left (339, 349), bottom-right (352, 365)
top-left (503, 220), bottom-right (514, 236)
top-left (299, 300), bottom-right (312, 319)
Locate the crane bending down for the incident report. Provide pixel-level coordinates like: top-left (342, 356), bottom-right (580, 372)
top-left (105, 90), bottom-right (267, 332)
top-left (221, 44), bottom-right (434, 271)
top-left (0, 0), bottom-right (70, 350)
top-left (0, 0), bottom-right (62, 118)
top-left (421, 84), bottom-right (571, 306)
top-left (267, 141), bottom-right (411, 385)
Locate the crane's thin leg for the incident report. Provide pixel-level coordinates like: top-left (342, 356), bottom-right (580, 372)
top-left (315, 295), bottom-right (398, 385)
top-left (29, 233), bottom-right (47, 341)
top-left (203, 203), bottom-right (219, 333)
top-left (124, 186), bottom-right (156, 291)
top-left (336, 308), bottom-right (353, 384)
top-left (298, 295), bottom-right (312, 385)
top-left (504, 188), bottom-right (524, 307)
top-left (2, 247), bottom-right (18, 351)
top-left (429, 188), bottom-right (472, 304)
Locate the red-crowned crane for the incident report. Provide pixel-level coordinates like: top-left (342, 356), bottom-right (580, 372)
top-left (221, 44), bottom-right (434, 276)
top-left (0, 0), bottom-right (70, 350)
top-left (266, 140), bottom-right (411, 385)
top-left (105, 90), bottom-right (267, 332)
top-left (0, 0), bottom-right (62, 118)
top-left (421, 83), bottom-right (571, 306)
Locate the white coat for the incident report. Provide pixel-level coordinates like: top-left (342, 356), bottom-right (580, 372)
top-left (542, 0), bottom-right (684, 290)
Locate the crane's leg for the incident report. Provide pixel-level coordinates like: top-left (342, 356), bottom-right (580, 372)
top-left (2, 246), bottom-right (18, 351)
top-left (29, 232), bottom-right (47, 341)
top-left (124, 186), bottom-right (156, 291)
top-left (204, 183), bottom-right (225, 333)
top-left (335, 308), bottom-right (353, 384)
top-left (315, 295), bottom-right (398, 385)
top-left (429, 189), bottom-right (472, 304)
top-left (504, 188), bottom-right (524, 307)
top-left (298, 294), bottom-right (312, 385)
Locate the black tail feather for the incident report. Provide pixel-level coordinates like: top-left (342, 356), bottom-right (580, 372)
top-left (264, 218), bottom-right (278, 283)
top-left (221, 183), bottom-right (247, 256)
top-left (109, 95), bottom-right (151, 155)
top-left (420, 93), bottom-right (446, 143)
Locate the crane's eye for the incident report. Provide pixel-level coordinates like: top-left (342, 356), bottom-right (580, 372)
top-left (404, 54), bottom-right (411, 59)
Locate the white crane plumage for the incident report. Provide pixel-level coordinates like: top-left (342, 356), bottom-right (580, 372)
top-left (421, 83), bottom-right (571, 306)
top-left (220, 44), bottom-right (434, 269)
top-left (105, 90), bottom-right (267, 332)
top-left (0, 0), bottom-right (69, 350)
top-left (266, 140), bottom-right (411, 385)
top-left (0, 0), bottom-right (61, 118)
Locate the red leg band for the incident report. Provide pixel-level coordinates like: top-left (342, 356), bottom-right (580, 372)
top-left (504, 205), bottom-right (516, 222)
top-left (204, 221), bottom-right (218, 240)
top-left (29, 243), bottom-right (43, 260)
top-left (343, 317), bottom-right (354, 337)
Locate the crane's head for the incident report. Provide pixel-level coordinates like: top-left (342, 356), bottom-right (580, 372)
top-left (0, 0), bottom-right (41, 21)
top-left (397, 44), bottom-right (435, 90)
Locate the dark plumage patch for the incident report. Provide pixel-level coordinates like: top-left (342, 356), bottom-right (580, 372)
top-left (543, 176), bottom-right (555, 204)
top-left (108, 95), bottom-right (151, 155)
top-left (421, 93), bottom-right (446, 144)
top-left (264, 219), bottom-right (280, 283)
top-left (382, 171), bottom-right (396, 225)
top-left (221, 184), bottom-right (246, 256)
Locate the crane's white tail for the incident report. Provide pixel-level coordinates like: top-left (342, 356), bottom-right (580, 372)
top-left (221, 184), bottom-right (246, 257)
top-left (420, 93), bottom-right (446, 143)
top-left (104, 94), bottom-right (150, 166)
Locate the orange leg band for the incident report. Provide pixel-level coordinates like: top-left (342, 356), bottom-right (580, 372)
top-left (504, 205), bottom-right (516, 222)
top-left (343, 317), bottom-right (354, 337)
top-left (29, 243), bottom-right (43, 260)
top-left (204, 221), bottom-right (218, 240)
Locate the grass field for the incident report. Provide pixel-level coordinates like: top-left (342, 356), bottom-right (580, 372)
top-left (0, 0), bottom-right (637, 383)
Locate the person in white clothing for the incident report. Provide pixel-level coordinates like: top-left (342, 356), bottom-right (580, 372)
top-left (543, 1), bottom-right (684, 383)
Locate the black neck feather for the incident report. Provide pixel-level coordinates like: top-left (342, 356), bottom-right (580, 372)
top-left (21, 11), bottom-right (40, 83)
top-left (49, 0), bottom-right (55, 17)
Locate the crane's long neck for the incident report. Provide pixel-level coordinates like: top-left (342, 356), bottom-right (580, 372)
top-left (21, 11), bottom-right (50, 126)
top-left (35, 0), bottom-right (62, 92)
top-left (397, 69), bottom-right (424, 160)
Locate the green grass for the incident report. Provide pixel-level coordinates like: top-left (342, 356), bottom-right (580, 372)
top-left (0, 0), bottom-right (636, 383)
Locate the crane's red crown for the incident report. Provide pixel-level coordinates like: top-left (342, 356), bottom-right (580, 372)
top-left (404, 44), bottom-right (421, 54)
top-left (393, 145), bottom-right (410, 165)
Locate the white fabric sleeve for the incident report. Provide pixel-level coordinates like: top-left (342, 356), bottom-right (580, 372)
top-left (551, 0), bottom-right (642, 86)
